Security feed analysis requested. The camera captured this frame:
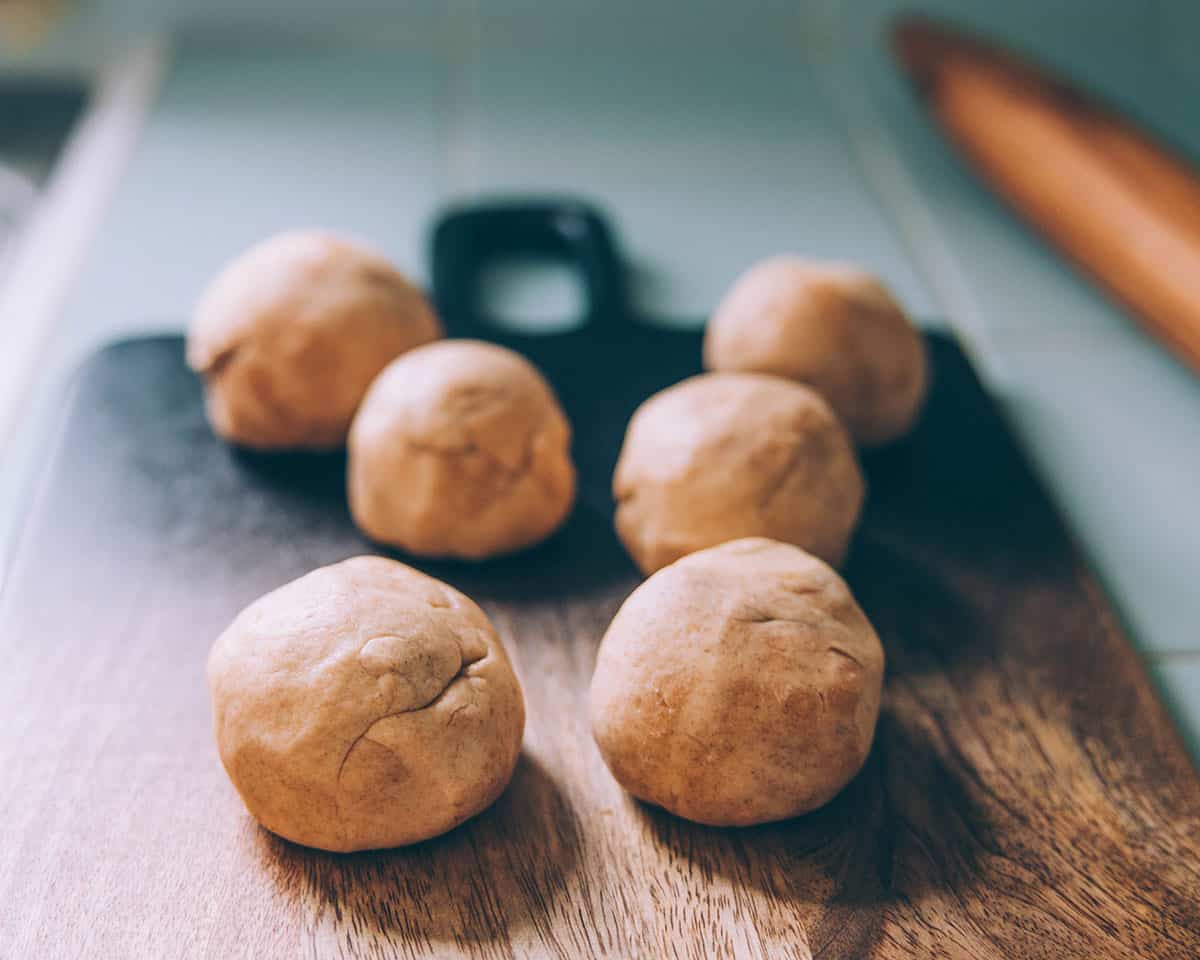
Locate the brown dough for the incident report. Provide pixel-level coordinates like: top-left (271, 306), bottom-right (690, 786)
top-left (206, 556), bottom-right (525, 852)
top-left (348, 340), bottom-right (576, 560)
top-left (590, 537), bottom-right (884, 826)
top-left (187, 230), bottom-right (441, 450)
top-left (613, 372), bottom-right (863, 575)
top-left (704, 256), bottom-right (927, 447)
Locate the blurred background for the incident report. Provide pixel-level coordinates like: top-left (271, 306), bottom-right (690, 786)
top-left (1, 0), bottom-right (1198, 750)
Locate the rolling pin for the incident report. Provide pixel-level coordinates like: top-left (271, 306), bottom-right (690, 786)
top-left (893, 15), bottom-right (1200, 375)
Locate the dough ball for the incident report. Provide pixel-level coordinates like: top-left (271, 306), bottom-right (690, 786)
top-left (348, 340), bottom-right (576, 560)
top-left (207, 555), bottom-right (525, 852)
top-left (704, 256), bottom-right (927, 447)
top-left (187, 230), bottom-right (441, 450)
top-left (590, 537), bottom-right (884, 826)
top-left (613, 372), bottom-right (863, 575)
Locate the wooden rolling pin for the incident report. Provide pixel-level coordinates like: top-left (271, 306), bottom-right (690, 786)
top-left (893, 15), bottom-right (1200, 374)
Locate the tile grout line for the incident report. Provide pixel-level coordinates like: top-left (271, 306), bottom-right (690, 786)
top-left (1150, 650), bottom-right (1200, 665)
top-left (798, 0), bottom-right (1008, 385)
top-left (434, 0), bottom-right (482, 202)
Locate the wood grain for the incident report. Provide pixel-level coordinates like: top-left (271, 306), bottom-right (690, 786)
top-left (1, 334), bottom-right (1198, 958)
top-left (894, 16), bottom-right (1200, 375)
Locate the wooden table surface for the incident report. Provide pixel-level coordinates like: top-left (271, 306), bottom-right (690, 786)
top-left (1, 334), bottom-right (1198, 958)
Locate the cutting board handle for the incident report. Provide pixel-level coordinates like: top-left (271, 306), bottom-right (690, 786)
top-left (429, 198), bottom-right (629, 336)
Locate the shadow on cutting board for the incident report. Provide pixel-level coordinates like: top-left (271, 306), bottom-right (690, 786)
top-left (252, 751), bottom-right (581, 949)
top-left (5, 319), bottom-right (1193, 955)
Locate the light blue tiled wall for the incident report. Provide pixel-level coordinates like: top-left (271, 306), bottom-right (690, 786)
top-left (462, 0), bottom-right (934, 321)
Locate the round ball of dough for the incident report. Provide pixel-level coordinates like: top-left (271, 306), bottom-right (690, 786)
top-left (613, 372), bottom-right (863, 575)
top-left (207, 555), bottom-right (525, 852)
top-left (187, 230), bottom-right (442, 450)
top-left (348, 340), bottom-right (576, 560)
top-left (590, 537), bottom-right (884, 826)
top-left (704, 256), bottom-right (927, 447)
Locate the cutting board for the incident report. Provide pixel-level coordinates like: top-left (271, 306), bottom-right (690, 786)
top-left (1, 326), bottom-right (1198, 959)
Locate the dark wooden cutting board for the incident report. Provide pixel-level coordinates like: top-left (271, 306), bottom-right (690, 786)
top-left (1, 332), bottom-right (1198, 959)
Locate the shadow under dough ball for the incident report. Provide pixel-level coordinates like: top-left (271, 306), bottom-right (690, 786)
top-left (206, 556), bottom-right (525, 853)
top-left (590, 537), bottom-right (884, 826)
top-left (704, 256), bottom-right (928, 447)
top-left (613, 372), bottom-right (863, 575)
top-left (348, 340), bottom-right (577, 560)
top-left (187, 229), bottom-right (442, 450)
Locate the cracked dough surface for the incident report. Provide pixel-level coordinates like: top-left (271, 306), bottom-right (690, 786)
top-left (704, 256), bottom-right (927, 447)
top-left (614, 372), bottom-right (863, 575)
top-left (207, 555), bottom-right (525, 852)
top-left (187, 230), bottom-right (441, 450)
top-left (348, 340), bottom-right (576, 559)
top-left (590, 538), bottom-right (884, 826)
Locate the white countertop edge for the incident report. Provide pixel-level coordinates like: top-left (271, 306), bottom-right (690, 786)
top-left (0, 34), bottom-right (170, 451)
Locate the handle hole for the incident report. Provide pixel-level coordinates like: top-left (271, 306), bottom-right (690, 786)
top-left (474, 254), bottom-right (587, 334)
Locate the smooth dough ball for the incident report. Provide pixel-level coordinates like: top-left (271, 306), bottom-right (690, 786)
top-left (704, 256), bottom-right (927, 447)
top-left (613, 372), bottom-right (863, 575)
top-left (207, 556), bottom-right (525, 852)
top-left (187, 230), bottom-right (442, 450)
top-left (590, 537), bottom-right (884, 826)
top-left (348, 340), bottom-right (576, 560)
